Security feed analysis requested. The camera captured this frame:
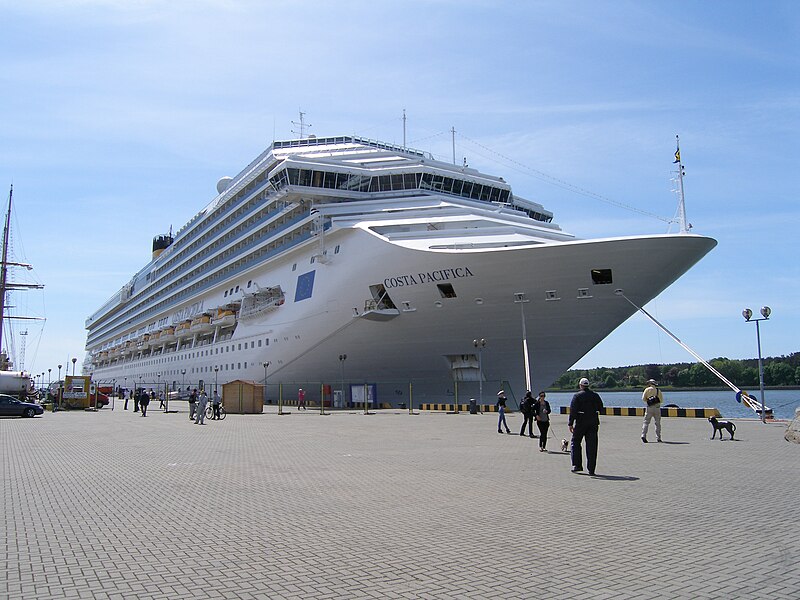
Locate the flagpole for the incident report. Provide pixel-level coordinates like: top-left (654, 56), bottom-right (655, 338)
top-left (674, 135), bottom-right (689, 234)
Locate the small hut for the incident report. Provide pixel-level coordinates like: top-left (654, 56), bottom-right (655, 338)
top-left (221, 380), bottom-right (264, 414)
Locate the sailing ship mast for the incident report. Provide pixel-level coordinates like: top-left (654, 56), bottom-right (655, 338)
top-left (0, 185), bottom-right (45, 370)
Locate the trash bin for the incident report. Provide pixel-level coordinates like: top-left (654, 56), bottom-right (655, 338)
top-left (469, 398), bottom-right (478, 414)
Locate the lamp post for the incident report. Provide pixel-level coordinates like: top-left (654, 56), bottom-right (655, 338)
top-left (157, 372), bottom-right (162, 411)
top-left (214, 366), bottom-right (219, 395)
top-left (181, 369), bottom-right (186, 393)
top-left (57, 364), bottom-right (63, 408)
top-left (262, 362), bottom-right (270, 404)
top-left (338, 354), bottom-right (347, 408)
top-left (472, 339), bottom-right (486, 406)
top-left (48, 368), bottom-right (51, 388)
top-left (514, 292), bottom-right (532, 393)
top-left (112, 378), bottom-right (116, 411)
top-left (71, 357), bottom-right (77, 376)
top-left (742, 306), bottom-right (771, 423)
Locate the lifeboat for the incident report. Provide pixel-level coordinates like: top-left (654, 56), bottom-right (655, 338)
top-left (137, 333), bottom-right (150, 349)
top-left (160, 326), bottom-right (176, 343)
top-left (213, 308), bottom-right (237, 328)
top-left (176, 320), bottom-right (192, 338)
top-left (190, 313), bottom-right (213, 334)
top-left (148, 331), bottom-right (162, 346)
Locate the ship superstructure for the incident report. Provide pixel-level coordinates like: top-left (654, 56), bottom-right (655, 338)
top-left (85, 136), bottom-right (715, 401)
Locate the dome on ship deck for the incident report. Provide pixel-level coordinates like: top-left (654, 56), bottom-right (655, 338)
top-left (216, 176), bottom-right (233, 194)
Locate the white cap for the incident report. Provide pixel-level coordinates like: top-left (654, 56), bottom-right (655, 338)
top-left (579, 377), bottom-right (590, 386)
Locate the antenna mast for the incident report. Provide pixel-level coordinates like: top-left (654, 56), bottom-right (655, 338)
top-left (291, 110), bottom-right (312, 139)
top-left (451, 126), bottom-right (456, 165)
top-left (402, 109), bottom-right (407, 149)
top-left (673, 135), bottom-right (690, 234)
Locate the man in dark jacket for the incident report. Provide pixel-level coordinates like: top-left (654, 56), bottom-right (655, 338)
top-left (568, 378), bottom-right (604, 475)
top-left (518, 391), bottom-right (536, 438)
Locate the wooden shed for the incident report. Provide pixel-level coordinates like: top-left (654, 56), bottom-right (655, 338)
top-left (221, 380), bottom-right (264, 414)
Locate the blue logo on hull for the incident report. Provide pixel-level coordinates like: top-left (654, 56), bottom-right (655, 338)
top-left (294, 270), bottom-right (316, 302)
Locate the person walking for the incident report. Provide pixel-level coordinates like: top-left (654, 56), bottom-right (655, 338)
top-left (533, 391), bottom-right (552, 452)
top-left (123, 388), bottom-right (129, 410)
top-left (188, 388), bottom-right (198, 421)
top-left (496, 390), bottom-right (511, 434)
top-left (195, 390), bottom-right (209, 425)
top-left (641, 378), bottom-right (663, 443)
top-left (212, 390), bottom-right (221, 420)
top-left (139, 388), bottom-right (150, 417)
top-left (133, 388), bottom-right (140, 413)
top-left (297, 388), bottom-right (306, 410)
top-left (519, 391), bottom-right (536, 438)
top-left (158, 389), bottom-right (165, 410)
top-left (568, 378), bottom-right (603, 475)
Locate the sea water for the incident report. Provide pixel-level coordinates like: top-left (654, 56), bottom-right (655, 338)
top-left (542, 389), bottom-right (799, 420)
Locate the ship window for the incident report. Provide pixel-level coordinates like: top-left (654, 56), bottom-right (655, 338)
top-left (238, 344), bottom-right (242, 350)
top-left (224, 291), bottom-right (228, 297)
top-left (235, 285), bottom-right (239, 292)
top-left (591, 269), bottom-right (613, 285)
top-left (247, 280), bottom-right (252, 288)
top-left (258, 340), bottom-right (262, 347)
top-left (437, 283), bottom-right (457, 299)
top-left (265, 339), bottom-right (269, 346)
top-left (292, 263), bottom-right (297, 272)
top-left (244, 362), bottom-right (247, 368)
top-left (334, 245), bottom-right (340, 254)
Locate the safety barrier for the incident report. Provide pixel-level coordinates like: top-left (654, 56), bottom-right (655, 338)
top-left (557, 406), bottom-right (720, 418)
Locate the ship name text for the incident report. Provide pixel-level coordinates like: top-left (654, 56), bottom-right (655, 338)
top-left (384, 266), bottom-right (474, 288)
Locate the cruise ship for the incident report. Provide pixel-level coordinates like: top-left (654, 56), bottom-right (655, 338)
top-left (84, 135), bottom-right (716, 403)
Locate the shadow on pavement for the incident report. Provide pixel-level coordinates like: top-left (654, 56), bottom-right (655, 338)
top-left (588, 474), bottom-right (639, 481)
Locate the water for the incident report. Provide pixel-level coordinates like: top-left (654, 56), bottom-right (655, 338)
top-left (543, 389), bottom-right (799, 420)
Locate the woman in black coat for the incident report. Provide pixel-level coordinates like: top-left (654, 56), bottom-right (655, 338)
top-left (532, 392), bottom-right (552, 451)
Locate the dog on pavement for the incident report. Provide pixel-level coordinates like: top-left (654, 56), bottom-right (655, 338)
top-left (561, 438), bottom-right (569, 452)
top-left (708, 416), bottom-right (736, 440)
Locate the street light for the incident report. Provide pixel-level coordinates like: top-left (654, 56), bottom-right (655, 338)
top-left (472, 339), bottom-right (486, 406)
top-left (71, 357), bottom-right (77, 376)
top-left (514, 292), bottom-right (532, 393)
top-left (181, 369), bottom-right (186, 392)
top-left (48, 368), bottom-right (51, 388)
top-left (214, 366), bottom-right (219, 395)
top-left (742, 306), bottom-right (771, 423)
top-left (338, 354), bottom-right (347, 408)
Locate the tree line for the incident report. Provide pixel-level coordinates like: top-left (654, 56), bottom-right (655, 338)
top-left (551, 352), bottom-right (800, 390)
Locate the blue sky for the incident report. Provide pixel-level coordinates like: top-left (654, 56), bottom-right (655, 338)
top-left (1, 1), bottom-right (798, 382)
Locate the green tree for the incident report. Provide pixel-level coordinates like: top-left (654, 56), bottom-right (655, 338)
top-left (688, 363), bottom-right (715, 387)
top-left (644, 364), bottom-right (662, 382)
top-left (603, 373), bottom-right (617, 388)
top-left (765, 362), bottom-right (794, 385)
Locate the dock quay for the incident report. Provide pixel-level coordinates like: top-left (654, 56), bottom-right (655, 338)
top-left (2, 406), bottom-right (797, 599)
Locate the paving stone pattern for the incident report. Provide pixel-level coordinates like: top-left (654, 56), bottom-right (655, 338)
top-left (2, 406), bottom-right (798, 599)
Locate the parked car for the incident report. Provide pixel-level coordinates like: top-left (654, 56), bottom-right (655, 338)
top-left (0, 393), bottom-right (44, 417)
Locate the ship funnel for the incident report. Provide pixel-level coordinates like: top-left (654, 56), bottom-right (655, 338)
top-left (152, 233), bottom-right (173, 259)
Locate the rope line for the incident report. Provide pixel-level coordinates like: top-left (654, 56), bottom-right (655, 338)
top-left (457, 133), bottom-right (671, 224)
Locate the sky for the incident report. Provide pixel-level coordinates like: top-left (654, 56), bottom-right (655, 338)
top-left (1, 0), bottom-right (798, 383)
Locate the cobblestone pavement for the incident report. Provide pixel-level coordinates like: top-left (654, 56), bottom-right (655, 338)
top-left (2, 405), bottom-right (798, 599)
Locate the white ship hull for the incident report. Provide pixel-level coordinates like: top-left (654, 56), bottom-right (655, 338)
top-left (85, 135), bottom-right (715, 404)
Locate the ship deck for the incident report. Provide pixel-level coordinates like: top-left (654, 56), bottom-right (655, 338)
top-left (3, 406), bottom-right (797, 599)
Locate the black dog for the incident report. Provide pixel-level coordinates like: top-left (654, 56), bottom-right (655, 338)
top-left (708, 416), bottom-right (736, 440)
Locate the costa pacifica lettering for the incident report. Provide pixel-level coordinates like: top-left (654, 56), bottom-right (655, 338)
top-left (384, 267), bottom-right (474, 288)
